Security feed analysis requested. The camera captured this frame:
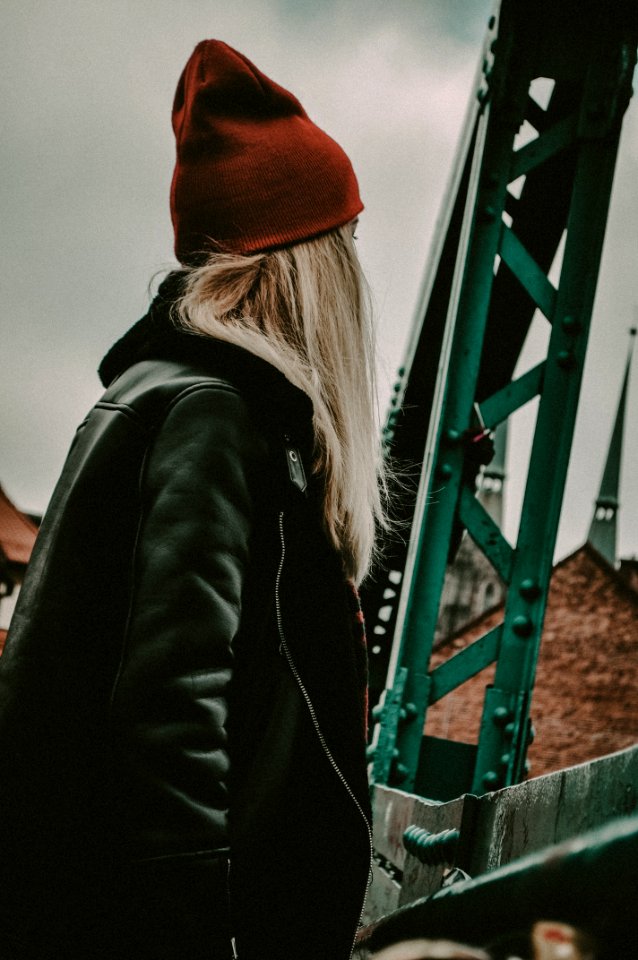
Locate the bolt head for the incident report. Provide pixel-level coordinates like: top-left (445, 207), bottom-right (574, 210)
top-left (493, 706), bottom-right (510, 726)
top-left (512, 615), bottom-right (533, 637)
top-left (557, 350), bottom-right (575, 370)
top-left (519, 578), bottom-right (540, 600)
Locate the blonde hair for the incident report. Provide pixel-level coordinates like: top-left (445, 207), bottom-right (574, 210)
top-left (174, 223), bottom-right (385, 584)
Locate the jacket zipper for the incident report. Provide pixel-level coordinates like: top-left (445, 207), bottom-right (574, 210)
top-left (275, 510), bottom-right (373, 960)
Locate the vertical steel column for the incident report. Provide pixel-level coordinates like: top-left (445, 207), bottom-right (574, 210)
top-left (472, 47), bottom-right (636, 790)
top-left (370, 0), bottom-right (637, 796)
top-left (372, 0), bottom-right (530, 790)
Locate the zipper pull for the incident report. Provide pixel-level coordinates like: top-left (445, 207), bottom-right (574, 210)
top-left (284, 436), bottom-right (307, 494)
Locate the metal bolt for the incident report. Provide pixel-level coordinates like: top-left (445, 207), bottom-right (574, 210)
top-left (504, 722), bottom-right (515, 738)
top-left (500, 753), bottom-right (511, 767)
top-left (483, 771), bottom-right (499, 788)
top-left (519, 578), bottom-right (540, 600)
top-left (512, 615), bottom-right (533, 637)
top-left (446, 428), bottom-right (461, 443)
top-left (557, 350), bottom-right (575, 369)
top-left (440, 462), bottom-right (453, 478)
top-left (561, 315), bottom-right (581, 335)
top-left (493, 706), bottom-right (510, 726)
top-left (403, 825), bottom-right (460, 866)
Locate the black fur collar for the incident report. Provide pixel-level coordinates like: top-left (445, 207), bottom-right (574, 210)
top-left (98, 272), bottom-right (314, 438)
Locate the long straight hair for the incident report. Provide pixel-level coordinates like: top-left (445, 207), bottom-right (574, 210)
top-left (174, 223), bottom-right (385, 584)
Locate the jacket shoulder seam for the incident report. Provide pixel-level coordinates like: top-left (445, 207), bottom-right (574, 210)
top-left (163, 380), bottom-right (244, 417)
top-left (94, 401), bottom-right (145, 426)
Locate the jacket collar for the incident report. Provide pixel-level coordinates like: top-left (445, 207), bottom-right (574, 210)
top-left (98, 271), bottom-right (314, 441)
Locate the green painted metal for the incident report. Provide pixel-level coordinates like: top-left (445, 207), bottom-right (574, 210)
top-left (369, 0), bottom-right (637, 798)
top-left (478, 362), bottom-right (544, 429)
top-left (498, 226), bottom-right (557, 320)
top-left (457, 487), bottom-right (513, 581)
top-left (429, 625), bottom-right (501, 704)
top-left (402, 826), bottom-right (460, 866)
top-left (473, 43), bottom-right (636, 791)
top-left (361, 814), bottom-right (638, 955)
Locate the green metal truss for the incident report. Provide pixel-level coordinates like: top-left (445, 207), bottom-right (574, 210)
top-left (366, 0), bottom-right (637, 798)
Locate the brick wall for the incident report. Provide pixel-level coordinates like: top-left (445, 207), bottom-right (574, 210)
top-left (425, 544), bottom-right (638, 777)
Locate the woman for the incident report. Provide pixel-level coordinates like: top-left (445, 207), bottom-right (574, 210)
top-left (0, 40), bottom-right (384, 960)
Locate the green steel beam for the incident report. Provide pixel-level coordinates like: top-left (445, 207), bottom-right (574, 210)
top-left (478, 361), bottom-right (544, 429)
top-left (509, 114), bottom-right (577, 180)
top-left (429, 625), bottom-right (502, 705)
top-left (498, 227), bottom-right (557, 321)
top-left (472, 50), bottom-right (634, 789)
top-left (369, 0), bottom-right (637, 798)
top-left (458, 487), bottom-right (514, 582)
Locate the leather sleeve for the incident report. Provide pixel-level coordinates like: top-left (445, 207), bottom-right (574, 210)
top-left (109, 383), bottom-right (268, 864)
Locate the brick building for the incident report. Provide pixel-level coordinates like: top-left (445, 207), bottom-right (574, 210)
top-left (426, 543), bottom-right (638, 777)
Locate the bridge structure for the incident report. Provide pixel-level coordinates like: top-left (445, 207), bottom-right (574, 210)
top-left (360, 0), bottom-right (638, 952)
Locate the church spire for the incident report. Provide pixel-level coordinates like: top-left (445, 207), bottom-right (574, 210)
top-left (587, 328), bottom-right (636, 565)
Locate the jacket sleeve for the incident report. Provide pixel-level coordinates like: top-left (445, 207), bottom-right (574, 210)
top-left (109, 383), bottom-right (268, 866)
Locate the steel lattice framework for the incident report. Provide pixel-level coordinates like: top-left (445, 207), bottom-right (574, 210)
top-left (364, 0), bottom-right (637, 799)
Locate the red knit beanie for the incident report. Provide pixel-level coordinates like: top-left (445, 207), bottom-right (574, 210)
top-left (170, 40), bottom-right (364, 262)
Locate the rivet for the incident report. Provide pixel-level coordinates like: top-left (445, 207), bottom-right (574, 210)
top-left (561, 315), bottom-right (581, 335)
top-left (557, 350), bottom-right (575, 369)
top-left (519, 578), bottom-right (540, 600)
top-left (446, 428), bottom-right (461, 443)
top-left (504, 722), bottom-right (515, 737)
top-left (493, 706), bottom-right (510, 726)
top-left (440, 462), bottom-right (453, 478)
top-left (483, 771), bottom-right (499, 788)
top-left (500, 753), bottom-right (511, 767)
top-left (512, 615), bottom-right (533, 637)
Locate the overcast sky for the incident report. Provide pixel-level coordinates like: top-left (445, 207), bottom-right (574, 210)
top-left (1, 0), bottom-right (637, 561)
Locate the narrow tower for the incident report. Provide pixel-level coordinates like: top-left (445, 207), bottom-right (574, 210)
top-left (587, 328), bottom-right (636, 566)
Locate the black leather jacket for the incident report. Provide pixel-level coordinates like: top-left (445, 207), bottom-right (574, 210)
top-left (0, 282), bottom-right (372, 960)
